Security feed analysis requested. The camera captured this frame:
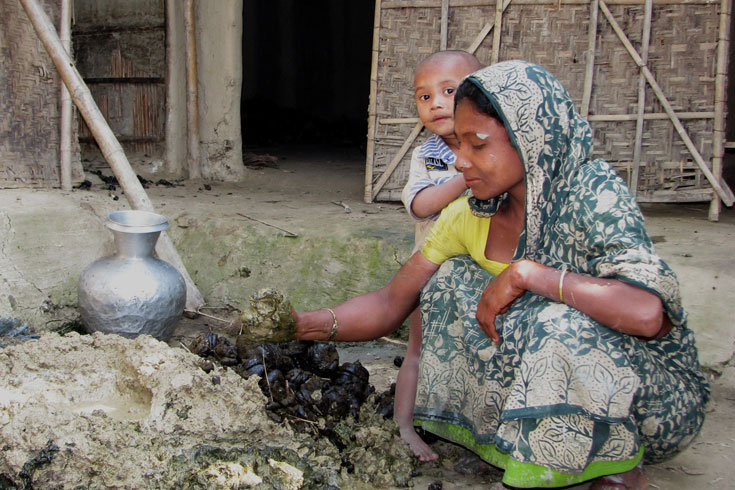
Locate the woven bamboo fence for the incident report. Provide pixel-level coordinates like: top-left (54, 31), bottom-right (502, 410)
top-left (364, 0), bottom-right (734, 218)
top-left (0, 0), bottom-right (65, 188)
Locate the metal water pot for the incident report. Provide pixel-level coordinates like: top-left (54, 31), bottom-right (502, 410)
top-left (78, 210), bottom-right (186, 340)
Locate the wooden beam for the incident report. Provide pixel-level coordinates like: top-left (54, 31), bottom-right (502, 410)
top-left (365, 0), bottom-right (383, 203)
top-left (600, 0), bottom-right (734, 206)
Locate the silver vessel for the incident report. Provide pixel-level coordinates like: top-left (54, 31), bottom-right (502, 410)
top-left (78, 210), bottom-right (186, 340)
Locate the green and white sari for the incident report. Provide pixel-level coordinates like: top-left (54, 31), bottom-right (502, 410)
top-left (413, 61), bottom-right (710, 488)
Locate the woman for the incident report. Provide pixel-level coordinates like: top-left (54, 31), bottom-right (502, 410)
top-left (294, 61), bottom-right (709, 489)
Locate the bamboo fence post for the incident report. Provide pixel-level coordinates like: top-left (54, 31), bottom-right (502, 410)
top-left (709, 0), bottom-right (731, 221)
top-left (466, 0), bottom-right (511, 55)
top-left (599, 0), bottom-right (734, 206)
top-left (184, 0), bottom-right (201, 179)
top-left (58, 0), bottom-right (72, 191)
top-left (19, 0), bottom-right (205, 310)
top-left (491, 0), bottom-right (504, 64)
top-left (581, 0), bottom-right (599, 118)
top-left (630, 0), bottom-right (653, 196)
top-left (371, 122), bottom-right (424, 201)
top-left (364, 0), bottom-right (382, 203)
top-left (440, 0), bottom-right (449, 50)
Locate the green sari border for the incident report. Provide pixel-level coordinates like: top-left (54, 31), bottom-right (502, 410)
top-left (418, 419), bottom-right (644, 488)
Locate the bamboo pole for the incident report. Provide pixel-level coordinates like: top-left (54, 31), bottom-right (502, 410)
top-left (371, 122), bottom-right (424, 200)
top-left (440, 0), bottom-right (449, 50)
top-left (381, 0), bottom-right (715, 7)
top-left (365, 0), bottom-right (382, 203)
top-left (581, 0), bottom-right (599, 117)
top-left (19, 0), bottom-right (205, 310)
top-left (467, 0), bottom-right (511, 54)
top-left (630, 0), bottom-right (653, 195)
top-left (599, 0), bottom-right (734, 206)
top-left (709, 0), bottom-right (731, 221)
top-left (378, 112), bottom-right (717, 124)
top-left (58, 0), bottom-right (72, 191)
top-left (184, 0), bottom-right (201, 179)
top-left (491, 0), bottom-right (504, 64)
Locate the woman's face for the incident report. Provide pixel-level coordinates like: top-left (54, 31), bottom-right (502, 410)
top-left (453, 98), bottom-right (525, 201)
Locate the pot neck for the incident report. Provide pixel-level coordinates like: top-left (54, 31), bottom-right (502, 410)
top-left (113, 230), bottom-right (161, 258)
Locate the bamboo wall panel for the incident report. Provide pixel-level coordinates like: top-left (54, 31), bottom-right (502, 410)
top-left (0, 0), bottom-right (64, 188)
top-left (74, 26), bottom-right (166, 156)
top-left (367, 0), bottom-right (728, 204)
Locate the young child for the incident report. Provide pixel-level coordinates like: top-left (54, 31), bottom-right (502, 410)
top-left (397, 50), bottom-right (482, 461)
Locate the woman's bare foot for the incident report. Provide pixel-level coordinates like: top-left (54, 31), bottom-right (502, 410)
top-left (588, 464), bottom-right (650, 490)
top-left (399, 425), bottom-right (438, 462)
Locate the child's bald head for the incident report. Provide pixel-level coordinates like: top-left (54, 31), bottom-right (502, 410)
top-left (415, 50), bottom-right (482, 81)
top-left (413, 51), bottom-right (483, 138)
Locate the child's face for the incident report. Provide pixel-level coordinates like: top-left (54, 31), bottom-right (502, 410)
top-left (414, 59), bottom-right (473, 138)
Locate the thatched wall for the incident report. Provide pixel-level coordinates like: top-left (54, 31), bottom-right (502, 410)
top-left (0, 0), bottom-right (82, 188)
top-left (366, 0), bottom-right (730, 206)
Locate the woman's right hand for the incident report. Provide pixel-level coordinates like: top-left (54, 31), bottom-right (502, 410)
top-left (476, 260), bottom-right (535, 343)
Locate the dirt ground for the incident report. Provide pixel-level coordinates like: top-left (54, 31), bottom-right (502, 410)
top-left (2, 145), bottom-right (734, 488)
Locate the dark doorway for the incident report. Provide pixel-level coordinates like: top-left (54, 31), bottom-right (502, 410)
top-left (241, 1), bottom-right (375, 150)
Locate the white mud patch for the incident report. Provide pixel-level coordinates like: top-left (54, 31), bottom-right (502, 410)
top-left (0, 332), bottom-right (414, 489)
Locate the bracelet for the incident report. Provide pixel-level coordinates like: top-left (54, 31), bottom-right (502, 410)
top-left (325, 308), bottom-right (338, 341)
top-left (558, 269), bottom-right (567, 304)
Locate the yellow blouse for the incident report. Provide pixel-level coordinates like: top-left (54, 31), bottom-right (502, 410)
top-left (420, 196), bottom-right (509, 277)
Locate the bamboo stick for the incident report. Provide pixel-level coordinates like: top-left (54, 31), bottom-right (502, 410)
top-left (19, 0), bottom-right (205, 310)
top-left (467, 0), bottom-right (511, 54)
top-left (184, 0), bottom-right (201, 179)
top-left (581, 0), bottom-right (598, 117)
top-left (371, 122), bottom-right (424, 200)
top-left (381, 0), bottom-right (715, 7)
top-left (491, 0), bottom-right (504, 64)
top-left (709, 0), bottom-right (730, 221)
top-left (365, 0), bottom-right (383, 203)
top-left (380, 112), bottom-right (716, 124)
top-left (599, 0), bottom-right (734, 206)
top-left (58, 0), bottom-right (72, 191)
top-left (630, 0), bottom-right (653, 196)
top-left (440, 0), bottom-right (449, 50)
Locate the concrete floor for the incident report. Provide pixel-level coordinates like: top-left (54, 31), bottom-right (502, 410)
top-left (1, 146), bottom-right (734, 488)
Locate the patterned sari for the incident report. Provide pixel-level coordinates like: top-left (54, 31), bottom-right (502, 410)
top-left (413, 61), bottom-right (710, 488)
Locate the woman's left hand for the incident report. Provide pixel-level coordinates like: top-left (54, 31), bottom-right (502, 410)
top-left (476, 260), bottom-right (533, 343)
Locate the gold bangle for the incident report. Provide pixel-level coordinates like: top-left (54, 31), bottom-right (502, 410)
top-left (325, 308), bottom-right (338, 341)
top-left (559, 269), bottom-right (567, 304)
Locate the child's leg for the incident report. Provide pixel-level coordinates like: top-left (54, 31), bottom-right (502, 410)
top-left (394, 307), bottom-right (438, 461)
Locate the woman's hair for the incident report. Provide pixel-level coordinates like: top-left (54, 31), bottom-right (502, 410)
top-left (454, 78), bottom-right (501, 123)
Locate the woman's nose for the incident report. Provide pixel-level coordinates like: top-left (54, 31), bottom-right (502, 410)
top-left (455, 155), bottom-right (470, 171)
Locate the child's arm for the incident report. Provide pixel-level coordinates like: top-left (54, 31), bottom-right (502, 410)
top-left (409, 174), bottom-right (467, 219)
